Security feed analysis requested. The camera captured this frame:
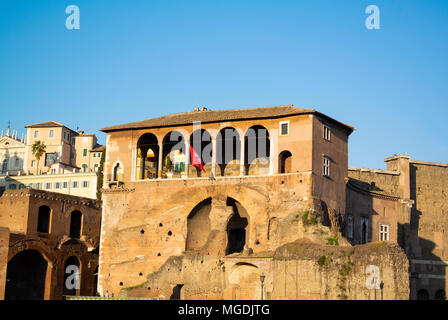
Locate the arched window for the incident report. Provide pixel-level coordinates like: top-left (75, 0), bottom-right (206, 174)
top-left (244, 125), bottom-right (270, 175)
top-left (189, 129), bottom-right (212, 177)
top-left (37, 206), bottom-right (51, 233)
top-left (69, 211), bottom-right (82, 239)
top-left (113, 163), bottom-right (123, 182)
top-left (417, 289), bottom-right (429, 300)
top-left (278, 150), bottom-right (292, 173)
top-left (161, 131), bottom-right (186, 179)
top-left (216, 127), bottom-right (240, 176)
top-left (136, 133), bottom-right (159, 180)
top-left (63, 256), bottom-right (81, 297)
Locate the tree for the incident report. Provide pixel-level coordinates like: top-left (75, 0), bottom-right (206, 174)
top-left (31, 140), bottom-right (46, 174)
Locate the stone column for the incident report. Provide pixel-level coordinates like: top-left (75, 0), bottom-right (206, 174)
top-left (211, 138), bottom-right (217, 176)
top-left (239, 137), bottom-right (245, 176)
top-left (185, 139), bottom-right (190, 178)
top-left (268, 142), bottom-right (274, 175)
top-left (158, 143), bottom-right (163, 179)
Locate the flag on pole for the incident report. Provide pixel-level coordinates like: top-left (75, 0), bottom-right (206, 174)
top-left (189, 144), bottom-right (205, 172)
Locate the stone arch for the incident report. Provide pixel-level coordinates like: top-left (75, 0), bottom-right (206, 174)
top-left (226, 197), bottom-right (249, 255)
top-left (417, 288), bottom-right (429, 300)
top-left (186, 197), bottom-right (212, 251)
top-left (62, 256), bottom-right (81, 297)
top-left (5, 249), bottom-right (48, 300)
top-left (189, 129), bottom-right (212, 177)
top-left (228, 262), bottom-right (261, 300)
top-left (69, 210), bottom-right (83, 239)
top-left (136, 133), bottom-right (159, 180)
top-left (37, 205), bottom-right (51, 234)
top-left (161, 131), bottom-right (186, 178)
top-left (216, 127), bottom-right (241, 176)
top-left (244, 125), bottom-right (270, 175)
top-left (278, 150), bottom-right (292, 173)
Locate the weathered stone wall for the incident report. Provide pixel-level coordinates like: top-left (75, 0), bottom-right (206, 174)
top-left (0, 227), bottom-right (10, 300)
top-left (0, 189), bottom-right (102, 300)
top-left (271, 239), bottom-right (409, 300)
top-left (99, 173), bottom-right (322, 296)
top-left (408, 161), bottom-right (448, 299)
top-left (348, 168), bottom-right (401, 197)
top-left (120, 238), bottom-right (409, 300)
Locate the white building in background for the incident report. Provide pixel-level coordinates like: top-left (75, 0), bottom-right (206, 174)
top-left (0, 122), bottom-right (105, 200)
top-left (0, 127), bottom-right (26, 176)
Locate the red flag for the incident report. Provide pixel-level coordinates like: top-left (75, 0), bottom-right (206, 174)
top-left (189, 144), bottom-right (206, 172)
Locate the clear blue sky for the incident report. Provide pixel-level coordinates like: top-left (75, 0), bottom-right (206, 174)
top-left (0, 0), bottom-right (446, 169)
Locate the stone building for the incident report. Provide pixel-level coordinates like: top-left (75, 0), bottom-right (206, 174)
top-left (347, 155), bottom-right (447, 300)
top-left (97, 105), bottom-right (411, 300)
top-left (0, 188), bottom-right (102, 300)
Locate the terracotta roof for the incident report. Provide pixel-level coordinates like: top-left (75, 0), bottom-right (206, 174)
top-left (25, 121), bottom-right (65, 128)
top-left (91, 145), bottom-right (105, 152)
top-left (101, 105), bottom-right (355, 133)
top-left (346, 177), bottom-right (400, 200)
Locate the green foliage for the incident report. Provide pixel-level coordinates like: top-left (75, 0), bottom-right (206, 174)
top-left (326, 234), bottom-right (339, 246)
top-left (31, 140), bottom-right (46, 172)
top-left (317, 256), bottom-right (327, 267)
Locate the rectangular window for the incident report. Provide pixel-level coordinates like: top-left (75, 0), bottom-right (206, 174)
top-left (280, 121), bottom-right (289, 136)
top-left (323, 156), bottom-right (330, 177)
top-left (34, 130), bottom-right (39, 138)
top-left (94, 164), bottom-right (99, 172)
top-left (45, 182), bottom-right (51, 189)
top-left (83, 149), bottom-right (87, 157)
top-left (63, 132), bottom-right (67, 140)
top-left (45, 153), bottom-right (57, 167)
top-left (379, 224), bottom-right (390, 241)
top-left (82, 164), bottom-right (88, 172)
top-left (71, 137), bottom-right (75, 145)
top-left (55, 182), bottom-right (61, 189)
top-left (72, 181), bottom-right (79, 188)
top-left (19, 184), bottom-right (25, 189)
top-left (31, 160), bottom-right (36, 167)
top-left (323, 125), bottom-right (331, 141)
top-left (82, 181), bottom-right (89, 188)
top-left (49, 130), bottom-right (54, 138)
top-left (346, 216), bottom-right (353, 239)
top-left (9, 184), bottom-right (16, 190)
top-left (63, 181), bottom-right (68, 189)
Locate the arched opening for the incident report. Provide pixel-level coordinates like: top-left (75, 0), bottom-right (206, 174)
top-left (228, 263), bottom-right (261, 300)
top-left (161, 131), bottom-right (186, 179)
top-left (69, 211), bottom-right (82, 239)
top-left (216, 127), bottom-right (241, 176)
top-left (5, 250), bottom-right (48, 300)
top-left (186, 198), bottom-right (212, 251)
top-left (226, 198), bottom-right (249, 255)
top-left (136, 133), bottom-right (159, 180)
top-left (37, 205), bottom-right (51, 233)
top-left (189, 129), bottom-right (212, 177)
top-left (417, 289), bottom-right (429, 300)
top-left (63, 256), bottom-right (81, 297)
top-left (244, 125), bottom-right (270, 175)
top-left (113, 163), bottom-right (123, 182)
top-left (435, 289), bottom-right (446, 300)
top-left (278, 150), bottom-right (292, 173)
top-left (170, 284), bottom-right (184, 300)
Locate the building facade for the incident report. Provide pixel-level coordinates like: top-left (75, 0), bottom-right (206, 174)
top-left (0, 188), bottom-right (102, 300)
top-left (0, 121), bottom-right (105, 200)
top-left (97, 105), bottom-right (411, 300)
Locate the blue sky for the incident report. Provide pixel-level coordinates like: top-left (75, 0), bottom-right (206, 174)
top-left (0, 0), bottom-right (446, 168)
